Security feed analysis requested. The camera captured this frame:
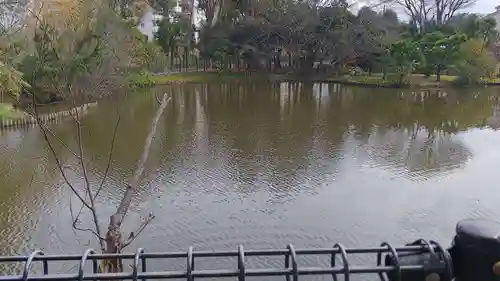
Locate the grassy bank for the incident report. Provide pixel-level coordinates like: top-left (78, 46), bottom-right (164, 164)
top-left (128, 71), bottom-right (267, 87)
top-left (321, 74), bottom-right (500, 88)
top-left (0, 103), bottom-right (26, 120)
top-left (129, 71), bottom-right (500, 88)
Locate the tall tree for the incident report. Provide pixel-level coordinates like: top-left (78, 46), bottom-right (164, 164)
top-left (450, 14), bottom-right (498, 45)
top-left (385, 0), bottom-right (477, 32)
top-left (434, 0), bottom-right (476, 25)
top-left (420, 31), bottom-right (467, 81)
top-left (156, 18), bottom-right (182, 69)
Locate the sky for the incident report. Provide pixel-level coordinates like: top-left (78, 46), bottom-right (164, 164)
top-left (353, 0), bottom-right (498, 16)
top-left (466, 0), bottom-right (497, 15)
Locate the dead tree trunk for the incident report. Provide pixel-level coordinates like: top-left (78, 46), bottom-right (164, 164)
top-left (101, 93), bottom-right (171, 272)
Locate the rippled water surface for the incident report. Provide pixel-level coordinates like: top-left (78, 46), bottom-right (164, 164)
top-left (1, 81), bottom-right (500, 276)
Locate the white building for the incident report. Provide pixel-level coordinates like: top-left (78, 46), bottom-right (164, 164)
top-left (137, 4), bottom-right (182, 42)
top-left (137, 1), bottom-right (203, 43)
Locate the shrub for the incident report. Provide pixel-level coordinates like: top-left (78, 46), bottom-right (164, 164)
top-left (455, 39), bottom-right (496, 85)
top-left (0, 61), bottom-right (29, 100)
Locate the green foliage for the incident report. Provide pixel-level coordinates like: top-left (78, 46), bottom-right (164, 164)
top-left (128, 28), bottom-right (169, 72)
top-left (454, 39), bottom-right (497, 85)
top-left (419, 31), bottom-right (467, 80)
top-left (12, 0), bottom-right (164, 103)
top-left (388, 39), bottom-right (420, 84)
top-left (155, 19), bottom-right (183, 55)
top-left (450, 14), bottom-right (498, 44)
top-left (0, 61), bottom-right (29, 100)
top-left (150, 0), bottom-right (177, 17)
top-left (17, 1), bottom-right (109, 102)
top-left (0, 103), bottom-right (25, 120)
top-left (128, 71), bottom-right (247, 87)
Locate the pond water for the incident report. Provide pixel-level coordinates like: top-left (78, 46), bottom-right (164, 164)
top-left (1, 81), bottom-right (500, 277)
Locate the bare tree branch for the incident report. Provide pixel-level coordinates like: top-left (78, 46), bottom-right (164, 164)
top-left (73, 113), bottom-right (121, 230)
top-left (31, 95), bottom-right (93, 211)
top-left (24, 109), bottom-right (81, 158)
top-left (382, 0), bottom-right (476, 31)
top-left (67, 85), bottom-right (105, 252)
top-left (70, 194), bottom-right (106, 241)
top-left (122, 213), bottom-right (155, 248)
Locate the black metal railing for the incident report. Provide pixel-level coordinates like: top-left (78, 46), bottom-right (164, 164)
top-left (2, 218), bottom-right (500, 281)
top-left (0, 239), bottom-right (452, 281)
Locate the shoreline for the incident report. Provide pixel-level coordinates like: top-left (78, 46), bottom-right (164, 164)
top-left (129, 71), bottom-right (500, 89)
top-left (0, 102), bottom-right (98, 129)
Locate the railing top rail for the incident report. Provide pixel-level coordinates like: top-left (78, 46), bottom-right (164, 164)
top-left (0, 245), bottom-right (432, 262)
top-left (0, 240), bottom-right (453, 281)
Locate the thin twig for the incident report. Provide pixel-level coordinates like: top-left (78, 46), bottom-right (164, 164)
top-left (73, 113), bottom-right (120, 228)
top-left (23, 99), bottom-right (80, 159)
top-left (97, 113), bottom-right (120, 195)
top-left (70, 193), bottom-right (106, 241)
top-left (67, 85), bottom-right (105, 252)
top-left (31, 95), bottom-right (92, 210)
top-left (122, 213), bottom-right (155, 248)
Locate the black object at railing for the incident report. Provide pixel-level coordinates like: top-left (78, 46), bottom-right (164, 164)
top-left (1, 218), bottom-right (500, 281)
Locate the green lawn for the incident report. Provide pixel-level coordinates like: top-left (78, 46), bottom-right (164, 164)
top-left (128, 71), bottom-right (264, 87)
top-left (332, 74), bottom-right (500, 88)
top-left (129, 71), bottom-right (500, 88)
top-left (0, 103), bottom-right (26, 120)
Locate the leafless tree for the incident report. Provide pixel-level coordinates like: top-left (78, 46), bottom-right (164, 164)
top-left (23, 4), bottom-right (172, 272)
top-left (28, 86), bottom-right (170, 271)
top-left (434, 0), bottom-right (476, 26)
top-left (394, 0), bottom-right (432, 32)
top-left (381, 0), bottom-right (476, 32)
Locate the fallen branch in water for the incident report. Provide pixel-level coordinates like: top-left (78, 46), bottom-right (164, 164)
top-left (101, 93), bottom-right (171, 272)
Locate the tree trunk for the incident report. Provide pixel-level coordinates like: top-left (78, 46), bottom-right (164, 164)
top-left (275, 55), bottom-right (281, 70)
top-left (299, 54), bottom-right (315, 74)
top-left (436, 67), bottom-right (441, 82)
top-left (170, 50), bottom-right (174, 71)
top-left (316, 59), bottom-right (324, 73)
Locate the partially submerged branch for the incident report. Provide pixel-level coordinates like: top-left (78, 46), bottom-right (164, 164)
top-left (109, 93), bottom-right (171, 229)
top-left (102, 93), bottom-right (171, 272)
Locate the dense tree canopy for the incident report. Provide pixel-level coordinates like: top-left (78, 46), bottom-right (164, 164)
top-left (0, 0), bottom-right (498, 103)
